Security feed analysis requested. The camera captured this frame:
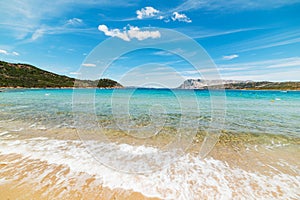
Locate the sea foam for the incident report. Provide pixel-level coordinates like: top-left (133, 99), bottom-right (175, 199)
top-left (0, 138), bottom-right (299, 199)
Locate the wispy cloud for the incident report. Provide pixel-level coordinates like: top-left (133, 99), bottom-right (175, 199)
top-left (171, 12), bottom-right (192, 23)
top-left (70, 71), bottom-right (81, 75)
top-left (0, 49), bottom-right (8, 55)
top-left (136, 6), bottom-right (160, 19)
top-left (178, 27), bottom-right (265, 39)
top-left (82, 63), bottom-right (96, 67)
top-left (98, 25), bottom-right (161, 41)
top-left (181, 68), bottom-right (218, 75)
top-left (221, 69), bottom-right (300, 81)
top-left (171, 0), bottom-right (205, 12)
top-left (217, 57), bottom-right (300, 79)
top-left (222, 54), bottom-right (239, 60)
top-left (12, 51), bottom-right (19, 56)
top-left (31, 28), bottom-right (45, 41)
top-left (219, 57), bottom-right (300, 69)
top-left (0, 0), bottom-right (136, 40)
top-left (66, 18), bottom-right (83, 26)
top-left (153, 51), bottom-right (173, 56)
top-left (219, 30), bottom-right (300, 53)
top-left (0, 49), bottom-right (19, 56)
top-left (172, 0), bottom-right (300, 12)
top-left (14, 25), bottom-right (96, 43)
top-left (216, 57), bottom-right (300, 81)
top-left (265, 57), bottom-right (300, 69)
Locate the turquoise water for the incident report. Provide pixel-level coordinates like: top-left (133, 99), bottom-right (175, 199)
top-left (0, 88), bottom-right (299, 138)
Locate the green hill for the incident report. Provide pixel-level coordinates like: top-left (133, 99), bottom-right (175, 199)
top-left (97, 78), bottom-right (123, 88)
top-left (0, 60), bottom-right (122, 88)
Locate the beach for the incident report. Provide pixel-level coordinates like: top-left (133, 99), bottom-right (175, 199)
top-left (0, 89), bottom-right (299, 199)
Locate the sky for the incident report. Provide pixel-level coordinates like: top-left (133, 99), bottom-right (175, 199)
top-left (0, 0), bottom-right (300, 87)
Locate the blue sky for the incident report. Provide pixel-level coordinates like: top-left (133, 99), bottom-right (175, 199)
top-left (0, 0), bottom-right (299, 87)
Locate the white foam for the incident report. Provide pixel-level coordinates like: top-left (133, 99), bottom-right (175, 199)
top-left (118, 143), bottom-right (158, 155)
top-left (29, 123), bottom-right (36, 128)
top-left (0, 177), bottom-right (10, 185)
top-left (0, 138), bottom-right (299, 199)
top-left (37, 126), bottom-right (47, 130)
top-left (11, 128), bottom-right (24, 132)
top-left (0, 131), bottom-right (9, 136)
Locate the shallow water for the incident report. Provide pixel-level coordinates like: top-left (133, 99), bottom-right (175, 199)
top-left (0, 89), bottom-right (299, 199)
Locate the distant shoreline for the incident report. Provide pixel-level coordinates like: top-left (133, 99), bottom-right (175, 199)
top-left (1, 87), bottom-right (299, 91)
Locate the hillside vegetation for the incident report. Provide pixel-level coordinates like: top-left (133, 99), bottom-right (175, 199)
top-left (0, 61), bottom-right (122, 88)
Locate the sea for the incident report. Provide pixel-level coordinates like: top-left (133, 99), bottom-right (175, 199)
top-left (0, 88), bottom-right (299, 199)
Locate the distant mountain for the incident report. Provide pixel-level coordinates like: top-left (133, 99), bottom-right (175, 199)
top-left (0, 60), bottom-right (123, 88)
top-left (178, 79), bottom-right (250, 89)
top-left (178, 79), bottom-right (300, 90)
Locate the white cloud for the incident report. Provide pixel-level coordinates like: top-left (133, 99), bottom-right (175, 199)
top-left (136, 6), bottom-right (160, 19)
top-left (66, 18), bottom-right (83, 26)
top-left (82, 63), bottom-right (96, 67)
top-left (98, 24), bottom-right (130, 41)
top-left (171, 12), bottom-right (192, 23)
top-left (127, 26), bottom-right (161, 40)
top-left (98, 25), bottom-right (161, 41)
top-left (0, 49), bottom-right (19, 56)
top-left (0, 49), bottom-right (8, 55)
top-left (222, 54), bottom-right (239, 60)
top-left (136, 7), bottom-right (192, 23)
